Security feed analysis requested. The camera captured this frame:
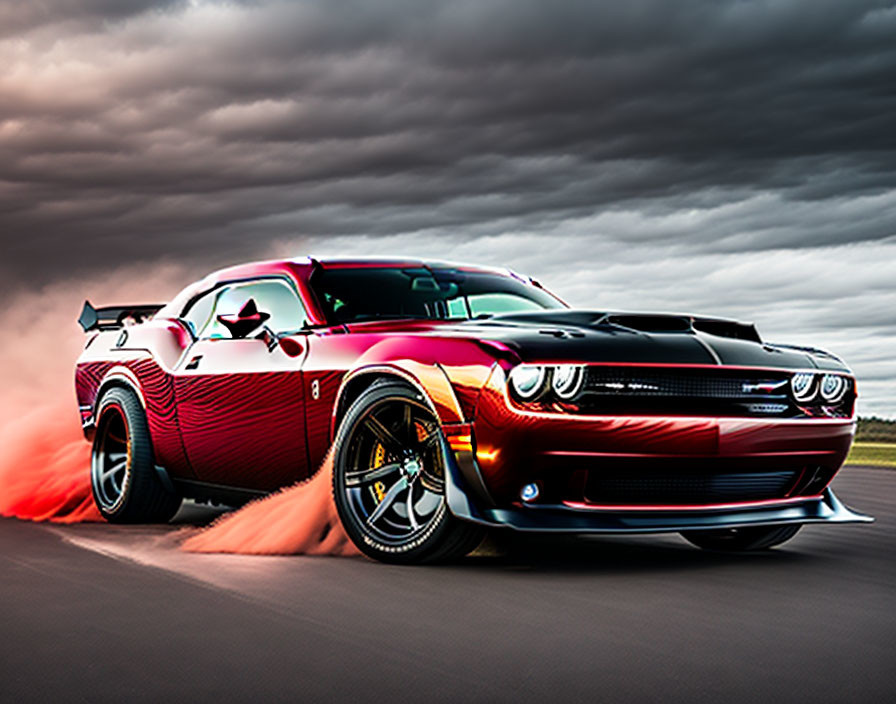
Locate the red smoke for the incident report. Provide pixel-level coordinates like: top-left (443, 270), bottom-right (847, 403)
top-left (0, 402), bottom-right (101, 523)
top-left (181, 452), bottom-right (360, 557)
top-left (1, 265), bottom-right (358, 557)
top-left (0, 268), bottom-right (183, 524)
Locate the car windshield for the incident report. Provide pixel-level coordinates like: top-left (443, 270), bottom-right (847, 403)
top-left (310, 266), bottom-right (565, 324)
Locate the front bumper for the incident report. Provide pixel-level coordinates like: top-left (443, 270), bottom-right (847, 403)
top-left (466, 369), bottom-right (860, 505)
top-left (439, 435), bottom-right (873, 533)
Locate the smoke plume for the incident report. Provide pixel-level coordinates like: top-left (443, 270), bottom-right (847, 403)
top-left (0, 402), bottom-right (100, 523)
top-left (0, 266), bottom-right (183, 523)
top-left (181, 451), bottom-right (359, 556)
top-left (0, 261), bottom-right (360, 556)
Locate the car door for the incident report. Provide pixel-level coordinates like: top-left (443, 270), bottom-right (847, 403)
top-left (173, 277), bottom-right (311, 491)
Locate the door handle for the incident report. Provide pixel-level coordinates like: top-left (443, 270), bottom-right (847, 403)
top-left (185, 355), bottom-right (203, 370)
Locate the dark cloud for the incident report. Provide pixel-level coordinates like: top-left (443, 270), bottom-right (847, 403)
top-left (2, 0), bottom-right (895, 284)
top-left (0, 0), bottom-right (894, 412)
top-left (0, 0), bottom-right (187, 38)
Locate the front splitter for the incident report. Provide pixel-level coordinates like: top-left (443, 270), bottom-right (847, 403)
top-left (440, 436), bottom-right (873, 533)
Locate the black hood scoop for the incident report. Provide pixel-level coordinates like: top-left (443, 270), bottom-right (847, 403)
top-left (602, 313), bottom-right (762, 343)
top-left (454, 309), bottom-right (832, 369)
top-left (602, 314), bottom-right (693, 333)
top-left (481, 310), bottom-right (762, 344)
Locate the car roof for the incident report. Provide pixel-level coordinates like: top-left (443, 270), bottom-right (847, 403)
top-left (157, 256), bottom-right (530, 322)
top-left (312, 256), bottom-right (508, 275)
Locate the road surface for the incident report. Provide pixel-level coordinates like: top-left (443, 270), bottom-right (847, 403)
top-left (1, 466), bottom-right (893, 703)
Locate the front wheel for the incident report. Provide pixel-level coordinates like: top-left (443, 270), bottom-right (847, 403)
top-left (332, 382), bottom-right (484, 564)
top-left (680, 524), bottom-right (801, 552)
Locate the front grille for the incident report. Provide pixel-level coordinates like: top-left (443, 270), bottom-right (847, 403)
top-left (584, 470), bottom-right (798, 505)
top-left (577, 367), bottom-right (794, 417)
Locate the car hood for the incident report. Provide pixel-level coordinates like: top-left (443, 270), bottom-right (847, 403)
top-left (448, 310), bottom-right (849, 372)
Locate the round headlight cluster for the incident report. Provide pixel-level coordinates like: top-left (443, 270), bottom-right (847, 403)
top-left (508, 364), bottom-right (585, 401)
top-left (790, 373), bottom-right (816, 402)
top-left (552, 365), bottom-right (584, 399)
top-left (820, 374), bottom-right (848, 403)
top-left (790, 372), bottom-right (849, 404)
top-left (508, 365), bottom-right (546, 400)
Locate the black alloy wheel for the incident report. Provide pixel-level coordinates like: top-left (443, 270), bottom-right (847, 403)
top-left (90, 386), bottom-right (181, 523)
top-left (333, 382), bottom-right (483, 564)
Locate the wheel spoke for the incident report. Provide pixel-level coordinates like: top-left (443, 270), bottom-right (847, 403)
top-left (406, 488), bottom-right (419, 530)
top-left (364, 414), bottom-right (404, 454)
top-left (101, 457), bottom-right (128, 482)
top-left (344, 462), bottom-right (401, 487)
top-left (402, 404), bottom-right (413, 441)
top-left (417, 429), bottom-right (440, 450)
top-left (366, 477), bottom-right (408, 526)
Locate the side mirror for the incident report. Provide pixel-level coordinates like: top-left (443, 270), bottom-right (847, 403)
top-left (216, 298), bottom-right (270, 339)
top-left (279, 336), bottom-right (305, 358)
top-left (258, 326), bottom-right (305, 357)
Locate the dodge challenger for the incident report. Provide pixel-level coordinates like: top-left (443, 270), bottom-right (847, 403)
top-left (75, 257), bottom-right (871, 563)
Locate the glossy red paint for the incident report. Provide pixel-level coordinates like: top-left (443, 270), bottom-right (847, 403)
top-left (74, 257), bottom-right (859, 520)
top-left (76, 355), bottom-right (194, 478)
top-left (174, 369), bottom-right (306, 490)
top-left (472, 365), bottom-right (854, 505)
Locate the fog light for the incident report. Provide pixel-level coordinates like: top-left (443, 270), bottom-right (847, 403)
top-left (520, 482), bottom-right (540, 502)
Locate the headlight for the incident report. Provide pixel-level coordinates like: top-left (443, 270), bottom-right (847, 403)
top-left (508, 365), bottom-right (546, 400)
top-left (790, 372), bottom-right (816, 402)
top-left (552, 364), bottom-right (584, 399)
top-left (820, 374), bottom-right (847, 403)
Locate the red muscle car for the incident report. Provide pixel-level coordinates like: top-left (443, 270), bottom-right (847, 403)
top-left (75, 257), bottom-right (870, 563)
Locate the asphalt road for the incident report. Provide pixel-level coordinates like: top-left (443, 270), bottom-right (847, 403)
top-left (1, 466), bottom-right (893, 704)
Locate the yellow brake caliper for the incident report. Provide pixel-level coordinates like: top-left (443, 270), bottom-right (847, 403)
top-left (370, 443), bottom-right (387, 504)
top-left (369, 422), bottom-right (429, 505)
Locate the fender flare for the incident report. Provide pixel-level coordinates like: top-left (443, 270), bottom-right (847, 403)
top-left (330, 362), bottom-right (496, 512)
top-left (329, 362), bottom-right (465, 440)
top-left (95, 366), bottom-right (147, 413)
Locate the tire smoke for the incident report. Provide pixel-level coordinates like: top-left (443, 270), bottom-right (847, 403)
top-left (0, 265), bottom-right (361, 555)
top-left (181, 451), bottom-right (360, 557)
top-left (0, 403), bottom-right (101, 523)
top-left (0, 267), bottom-right (183, 524)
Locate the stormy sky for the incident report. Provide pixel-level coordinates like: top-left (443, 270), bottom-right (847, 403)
top-left (1, 0), bottom-right (894, 416)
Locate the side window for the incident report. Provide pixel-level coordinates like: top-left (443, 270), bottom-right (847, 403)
top-left (239, 280), bottom-right (309, 334)
top-left (446, 297), bottom-right (469, 318)
top-left (180, 289), bottom-right (218, 338)
top-left (183, 279), bottom-right (309, 339)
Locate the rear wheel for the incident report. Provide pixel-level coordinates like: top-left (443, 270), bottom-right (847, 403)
top-left (91, 387), bottom-right (182, 523)
top-left (333, 382), bottom-right (484, 564)
top-left (681, 524), bottom-right (801, 552)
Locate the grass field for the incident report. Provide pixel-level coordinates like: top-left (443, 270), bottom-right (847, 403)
top-left (846, 442), bottom-right (896, 468)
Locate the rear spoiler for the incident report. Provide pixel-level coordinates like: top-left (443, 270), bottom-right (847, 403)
top-left (78, 300), bottom-right (164, 332)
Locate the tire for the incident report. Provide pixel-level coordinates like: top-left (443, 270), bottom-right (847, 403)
top-left (680, 524), bottom-right (801, 552)
top-left (332, 381), bottom-right (484, 564)
top-left (91, 386), bottom-right (182, 523)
